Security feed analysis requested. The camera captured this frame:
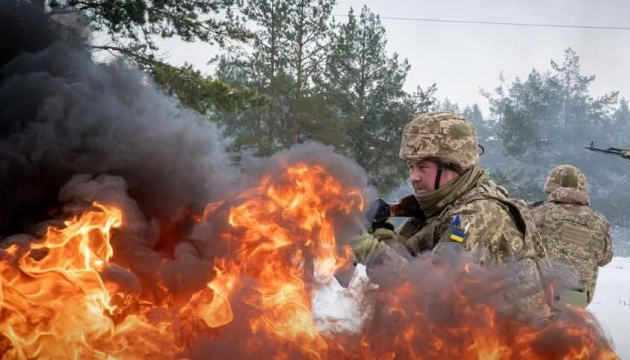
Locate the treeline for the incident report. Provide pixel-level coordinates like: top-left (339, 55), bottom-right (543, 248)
top-left (38, 0), bottom-right (630, 252)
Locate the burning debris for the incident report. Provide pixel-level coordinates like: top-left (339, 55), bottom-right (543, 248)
top-left (0, 1), bottom-right (620, 359)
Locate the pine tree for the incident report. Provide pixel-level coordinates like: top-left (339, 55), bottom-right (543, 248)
top-left (317, 6), bottom-right (435, 193)
top-left (213, 0), bottom-right (335, 155)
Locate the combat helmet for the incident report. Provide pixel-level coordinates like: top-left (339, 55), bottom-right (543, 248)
top-left (399, 111), bottom-right (479, 170)
top-left (544, 164), bottom-right (586, 193)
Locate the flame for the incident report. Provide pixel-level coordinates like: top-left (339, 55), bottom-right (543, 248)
top-left (0, 203), bottom-right (179, 359)
top-left (194, 163), bottom-right (364, 358)
top-left (0, 161), bottom-right (620, 359)
top-left (351, 258), bottom-right (620, 360)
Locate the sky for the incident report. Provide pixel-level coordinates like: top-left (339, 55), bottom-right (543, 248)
top-left (148, 0), bottom-right (630, 116)
top-left (333, 0), bottom-right (630, 112)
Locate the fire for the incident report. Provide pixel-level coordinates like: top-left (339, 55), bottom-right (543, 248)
top-left (350, 257), bottom-right (620, 360)
top-left (0, 161), bottom-right (620, 359)
top-left (0, 203), bottom-right (179, 359)
top-left (194, 163), bottom-right (364, 357)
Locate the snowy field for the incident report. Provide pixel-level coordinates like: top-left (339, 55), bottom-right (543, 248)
top-left (589, 257), bottom-right (630, 360)
top-left (314, 257), bottom-right (630, 359)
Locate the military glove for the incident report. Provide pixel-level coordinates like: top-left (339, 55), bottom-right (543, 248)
top-left (371, 227), bottom-right (398, 245)
top-left (351, 232), bottom-right (383, 264)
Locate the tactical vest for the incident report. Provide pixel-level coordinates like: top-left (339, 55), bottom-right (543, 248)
top-left (398, 183), bottom-right (548, 262)
top-left (464, 186), bottom-right (548, 262)
top-left (397, 182), bottom-right (551, 316)
top-left (535, 203), bottom-right (606, 297)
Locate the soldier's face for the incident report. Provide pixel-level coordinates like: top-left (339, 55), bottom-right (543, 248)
top-left (407, 160), bottom-right (460, 193)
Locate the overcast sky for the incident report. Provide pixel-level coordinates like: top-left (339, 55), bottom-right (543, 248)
top-left (152, 0), bottom-right (630, 115)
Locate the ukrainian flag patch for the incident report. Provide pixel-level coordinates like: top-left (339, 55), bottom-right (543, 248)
top-left (448, 214), bottom-right (469, 243)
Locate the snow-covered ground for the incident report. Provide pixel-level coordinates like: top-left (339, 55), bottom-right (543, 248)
top-left (589, 257), bottom-right (630, 360)
top-left (314, 257), bottom-right (630, 359)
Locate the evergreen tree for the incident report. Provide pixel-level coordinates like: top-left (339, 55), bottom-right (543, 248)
top-left (214, 0), bottom-right (335, 155)
top-left (485, 48), bottom-right (629, 224)
top-left (46, 0), bottom-right (252, 66)
top-left (317, 6), bottom-right (435, 193)
top-left (151, 63), bottom-right (266, 114)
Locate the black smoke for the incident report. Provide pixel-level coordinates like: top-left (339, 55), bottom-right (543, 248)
top-left (0, 0), bottom-right (238, 238)
top-left (0, 2), bottom-right (377, 351)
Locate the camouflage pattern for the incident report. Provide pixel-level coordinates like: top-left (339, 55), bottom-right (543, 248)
top-left (360, 175), bottom-right (550, 318)
top-left (543, 164), bottom-right (586, 193)
top-left (399, 111), bottom-right (479, 169)
top-left (531, 185), bottom-right (613, 305)
top-left (355, 111), bottom-right (550, 318)
top-left (403, 182), bottom-right (545, 264)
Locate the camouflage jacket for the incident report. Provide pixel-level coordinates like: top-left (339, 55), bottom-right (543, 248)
top-left (362, 179), bottom-right (550, 317)
top-left (398, 182), bottom-right (545, 265)
top-left (530, 187), bottom-right (613, 303)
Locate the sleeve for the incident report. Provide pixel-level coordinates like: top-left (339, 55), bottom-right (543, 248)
top-left (530, 206), bottom-right (545, 230)
top-left (360, 238), bottom-right (413, 287)
top-left (597, 220), bottom-right (613, 267)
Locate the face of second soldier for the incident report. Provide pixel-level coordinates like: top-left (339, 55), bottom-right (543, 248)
top-left (407, 160), bottom-right (460, 194)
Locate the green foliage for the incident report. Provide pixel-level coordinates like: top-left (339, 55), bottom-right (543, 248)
top-left (41, 0), bottom-right (260, 115)
top-left (485, 49), bottom-right (618, 164)
top-left (463, 104), bottom-right (489, 141)
top-left (432, 98), bottom-right (460, 112)
top-left (151, 62), bottom-right (266, 113)
top-left (316, 6), bottom-right (432, 193)
top-left (214, 3), bottom-right (436, 194)
top-left (212, 0), bottom-right (336, 155)
top-left (483, 48), bottom-right (630, 225)
top-left (49, 0), bottom-right (253, 66)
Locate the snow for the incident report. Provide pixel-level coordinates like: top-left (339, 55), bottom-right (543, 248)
top-left (589, 257), bottom-right (630, 360)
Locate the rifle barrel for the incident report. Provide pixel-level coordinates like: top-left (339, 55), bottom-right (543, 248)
top-left (585, 146), bottom-right (623, 155)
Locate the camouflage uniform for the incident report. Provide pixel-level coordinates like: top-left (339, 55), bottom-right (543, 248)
top-left (355, 111), bottom-right (550, 318)
top-left (530, 165), bottom-right (613, 306)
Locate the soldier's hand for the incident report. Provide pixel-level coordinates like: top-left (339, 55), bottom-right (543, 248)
top-left (371, 227), bottom-right (398, 245)
top-left (350, 232), bottom-right (382, 264)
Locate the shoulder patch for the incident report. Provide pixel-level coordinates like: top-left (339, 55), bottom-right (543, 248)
top-left (448, 214), bottom-right (469, 243)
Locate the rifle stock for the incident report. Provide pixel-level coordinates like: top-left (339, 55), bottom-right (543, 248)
top-left (334, 194), bottom-right (423, 288)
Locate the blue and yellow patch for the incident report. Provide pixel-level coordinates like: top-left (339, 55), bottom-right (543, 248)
top-left (448, 214), bottom-right (469, 243)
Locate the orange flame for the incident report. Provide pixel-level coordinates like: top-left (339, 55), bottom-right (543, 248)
top-left (0, 161), bottom-right (620, 359)
top-left (192, 163), bottom-right (364, 358)
top-left (0, 203), bottom-right (179, 359)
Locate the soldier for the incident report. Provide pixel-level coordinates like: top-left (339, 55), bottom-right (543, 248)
top-left (351, 111), bottom-right (550, 318)
top-left (530, 164), bottom-right (613, 307)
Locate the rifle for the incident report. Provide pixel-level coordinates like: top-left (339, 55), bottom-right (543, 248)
top-left (367, 194), bottom-right (423, 231)
top-left (334, 194), bottom-right (423, 287)
top-left (585, 141), bottom-right (630, 159)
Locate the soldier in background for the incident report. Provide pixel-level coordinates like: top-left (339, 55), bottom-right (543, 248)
top-left (530, 164), bottom-right (613, 307)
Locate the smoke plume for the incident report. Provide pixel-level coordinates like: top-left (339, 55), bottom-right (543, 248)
top-left (0, 0), bottom-right (237, 238)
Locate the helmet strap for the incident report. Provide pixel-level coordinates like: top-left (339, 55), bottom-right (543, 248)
top-left (434, 165), bottom-right (443, 190)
